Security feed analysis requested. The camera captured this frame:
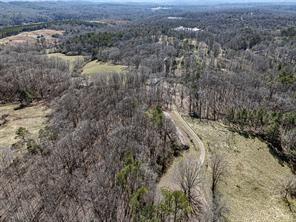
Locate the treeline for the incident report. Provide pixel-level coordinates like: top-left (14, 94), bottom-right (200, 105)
top-left (227, 109), bottom-right (296, 166)
top-left (177, 40), bottom-right (296, 172)
top-left (59, 32), bottom-right (125, 56)
top-left (57, 24), bottom-right (172, 57)
top-left (0, 20), bottom-right (106, 39)
top-left (0, 23), bottom-right (49, 39)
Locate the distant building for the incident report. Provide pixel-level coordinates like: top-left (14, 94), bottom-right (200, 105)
top-left (167, 17), bottom-right (184, 20)
top-left (174, 26), bottom-right (202, 32)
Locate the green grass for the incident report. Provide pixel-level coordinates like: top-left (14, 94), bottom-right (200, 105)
top-left (82, 60), bottom-right (126, 76)
top-left (47, 55), bottom-right (126, 75)
top-left (47, 53), bottom-right (84, 71)
top-left (184, 118), bottom-right (295, 222)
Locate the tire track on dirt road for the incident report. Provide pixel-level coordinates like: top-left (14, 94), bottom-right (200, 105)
top-left (169, 109), bottom-right (205, 166)
top-left (155, 108), bottom-right (206, 201)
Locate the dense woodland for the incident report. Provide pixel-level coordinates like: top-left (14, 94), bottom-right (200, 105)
top-left (0, 1), bottom-right (169, 27)
top-left (0, 2), bottom-right (296, 221)
top-left (0, 20), bottom-right (106, 39)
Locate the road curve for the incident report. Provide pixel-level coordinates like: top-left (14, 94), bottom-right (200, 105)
top-left (168, 109), bottom-right (205, 166)
top-left (155, 109), bottom-right (206, 202)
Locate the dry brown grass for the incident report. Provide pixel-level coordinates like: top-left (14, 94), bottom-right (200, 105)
top-left (184, 117), bottom-right (295, 222)
top-left (47, 53), bottom-right (85, 72)
top-left (0, 103), bottom-right (50, 157)
top-left (82, 60), bottom-right (127, 76)
top-left (0, 29), bottom-right (63, 46)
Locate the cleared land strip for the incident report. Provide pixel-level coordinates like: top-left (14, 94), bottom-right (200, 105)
top-left (169, 109), bottom-right (205, 165)
top-left (155, 109), bottom-right (205, 202)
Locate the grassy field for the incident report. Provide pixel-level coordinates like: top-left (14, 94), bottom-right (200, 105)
top-left (82, 60), bottom-right (126, 76)
top-left (0, 29), bottom-right (63, 46)
top-left (184, 118), bottom-right (295, 222)
top-left (47, 53), bottom-right (85, 71)
top-left (0, 103), bottom-right (50, 163)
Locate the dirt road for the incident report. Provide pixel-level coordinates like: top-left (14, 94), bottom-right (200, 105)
top-left (168, 109), bottom-right (205, 165)
top-left (155, 108), bottom-right (205, 201)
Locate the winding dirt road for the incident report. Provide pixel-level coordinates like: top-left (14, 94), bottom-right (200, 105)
top-left (155, 108), bottom-right (206, 201)
top-left (168, 109), bottom-right (205, 166)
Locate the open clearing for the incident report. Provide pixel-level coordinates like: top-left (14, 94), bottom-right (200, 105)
top-left (184, 118), bottom-right (295, 222)
top-left (82, 60), bottom-right (127, 75)
top-left (0, 103), bottom-right (50, 158)
top-left (0, 29), bottom-right (63, 46)
top-left (47, 53), bottom-right (85, 71)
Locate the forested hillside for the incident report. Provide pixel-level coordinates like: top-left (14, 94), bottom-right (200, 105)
top-left (0, 2), bottom-right (295, 221)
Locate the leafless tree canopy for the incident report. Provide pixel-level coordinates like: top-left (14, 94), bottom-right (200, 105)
top-left (211, 154), bottom-right (227, 194)
top-left (0, 2), bottom-right (295, 221)
top-left (178, 158), bottom-right (205, 219)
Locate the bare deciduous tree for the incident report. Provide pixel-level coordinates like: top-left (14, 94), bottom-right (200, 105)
top-left (210, 153), bottom-right (228, 222)
top-left (211, 153), bottom-right (227, 194)
top-left (178, 158), bottom-right (205, 218)
top-left (282, 176), bottom-right (296, 213)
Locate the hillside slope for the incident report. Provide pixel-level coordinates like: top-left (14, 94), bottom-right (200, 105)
top-left (184, 118), bottom-right (295, 222)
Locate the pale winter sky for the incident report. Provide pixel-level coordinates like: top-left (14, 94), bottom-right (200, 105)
top-left (96, 0), bottom-right (296, 4)
top-left (2, 0), bottom-right (295, 3)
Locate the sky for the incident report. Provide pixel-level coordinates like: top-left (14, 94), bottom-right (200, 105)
top-left (2, 0), bottom-right (296, 4)
top-left (86, 0), bottom-right (296, 5)
top-left (96, 0), bottom-right (296, 3)
top-left (0, 0), bottom-right (296, 4)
